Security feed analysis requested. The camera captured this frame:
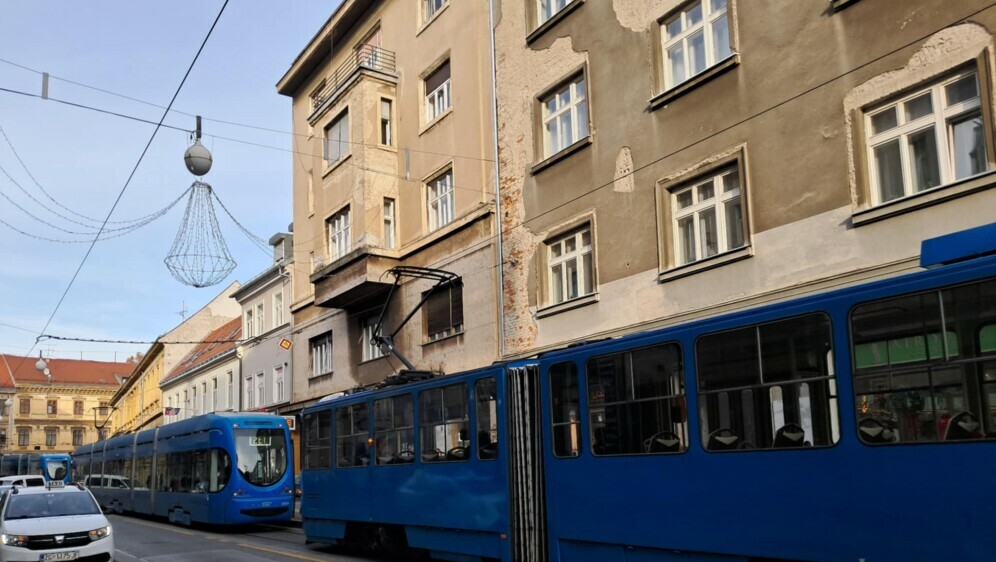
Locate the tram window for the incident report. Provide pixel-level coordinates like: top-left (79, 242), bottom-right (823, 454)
top-left (235, 429), bottom-right (288, 486)
top-left (587, 343), bottom-right (687, 456)
top-left (419, 383), bottom-right (470, 463)
top-left (133, 456), bottom-right (152, 489)
top-left (155, 455), bottom-right (167, 492)
top-left (192, 450), bottom-right (209, 493)
top-left (303, 411), bottom-right (332, 469)
top-left (851, 279), bottom-right (996, 444)
top-left (336, 403), bottom-right (370, 468)
top-left (698, 313), bottom-right (838, 451)
top-left (373, 395), bottom-right (415, 465)
top-left (475, 378), bottom-right (499, 460)
top-left (550, 362), bottom-right (581, 457)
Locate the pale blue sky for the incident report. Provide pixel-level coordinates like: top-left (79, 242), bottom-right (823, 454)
top-left (0, 1), bottom-right (337, 362)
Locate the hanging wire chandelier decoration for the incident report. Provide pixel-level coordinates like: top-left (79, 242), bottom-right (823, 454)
top-left (163, 117), bottom-right (236, 288)
top-left (164, 180), bottom-right (236, 288)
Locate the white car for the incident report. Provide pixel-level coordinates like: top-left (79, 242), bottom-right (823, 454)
top-left (0, 476), bottom-right (45, 489)
top-left (0, 483), bottom-right (113, 562)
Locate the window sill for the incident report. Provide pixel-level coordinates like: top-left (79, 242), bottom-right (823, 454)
top-left (852, 170), bottom-right (996, 227)
top-left (308, 371), bottom-right (333, 382)
top-left (531, 136), bottom-right (592, 175)
top-left (830, 0), bottom-right (861, 12)
top-left (419, 108), bottom-right (453, 136)
top-left (358, 356), bottom-right (387, 365)
top-left (321, 153), bottom-right (352, 178)
top-left (416, 2), bottom-right (450, 37)
top-left (422, 330), bottom-right (464, 347)
top-left (658, 245), bottom-right (753, 283)
top-left (650, 54), bottom-right (740, 110)
top-left (526, 0), bottom-right (585, 46)
top-left (536, 292), bottom-right (598, 319)
top-left (377, 144), bottom-right (398, 154)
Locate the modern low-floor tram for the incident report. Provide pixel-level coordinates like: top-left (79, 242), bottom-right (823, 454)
top-left (0, 453), bottom-right (72, 483)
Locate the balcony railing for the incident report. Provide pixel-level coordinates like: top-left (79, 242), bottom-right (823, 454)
top-left (311, 45), bottom-right (397, 111)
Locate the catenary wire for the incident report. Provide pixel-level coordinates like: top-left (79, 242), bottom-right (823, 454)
top-left (10, 0), bottom-right (231, 379)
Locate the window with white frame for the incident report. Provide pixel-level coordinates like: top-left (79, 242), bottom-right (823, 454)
top-left (273, 291), bottom-right (284, 327)
top-left (311, 332), bottom-right (333, 377)
top-left (245, 376), bottom-right (254, 410)
top-left (423, 0), bottom-right (447, 22)
top-left (324, 110), bottom-right (350, 164)
top-left (274, 365), bottom-right (285, 403)
top-left (227, 371), bottom-right (233, 410)
top-left (255, 301), bottom-right (265, 335)
top-left (865, 69), bottom-right (988, 205)
top-left (383, 198), bottom-right (396, 249)
top-left (547, 226), bottom-right (594, 305)
top-left (542, 74), bottom-right (589, 158)
top-left (538, 0), bottom-right (571, 25)
top-left (362, 317), bottom-right (386, 361)
top-left (243, 308), bottom-right (255, 338)
top-left (192, 386), bottom-right (199, 416)
top-left (661, 0), bottom-right (732, 90)
top-left (257, 373), bottom-right (265, 408)
top-left (201, 382), bottom-right (207, 415)
top-left (327, 207), bottom-right (351, 262)
top-left (427, 170), bottom-right (454, 231)
top-left (380, 98), bottom-right (393, 146)
top-left (211, 378), bottom-right (218, 412)
top-left (425, 61), bottom-right (451, 122)
top-left (670, 165), bottom-right (745, 266)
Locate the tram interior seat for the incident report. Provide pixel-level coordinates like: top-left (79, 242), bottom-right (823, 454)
top-left (644, 432), bottom-right (681, 453)
top-left (857, 417), bottom-right (895, 444)
top-left (446, 447), bottom-right (468, 461)
top-left (943, 411), bottom-right (983, 440)
top-left (706, 428), bottom-right (739, 451)
top-left (479, 431), bottom-right (498, 459)
top-left (772, 423), bottom-right (807, 448)
top-left (53, 467), bottom-right (66, 481)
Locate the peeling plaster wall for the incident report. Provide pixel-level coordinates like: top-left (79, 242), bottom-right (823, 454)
top-left (495, 0), bottom-right (587, 353)
top-left (496, 0), bottom-right (996, 358)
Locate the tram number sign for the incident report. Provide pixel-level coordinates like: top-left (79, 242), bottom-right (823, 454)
top-left (249, 436), bottom-right (271, 447)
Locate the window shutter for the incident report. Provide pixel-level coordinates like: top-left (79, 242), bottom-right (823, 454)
top-left (425, 61), bottom-right (451, 94)
top-left (451, 283), bottom-right (464, 327)
top-left (426, 289), bottom-right (448, 335)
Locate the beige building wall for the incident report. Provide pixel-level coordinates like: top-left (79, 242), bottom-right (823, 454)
top-left (13, 385), bottom-right (118, 453)
top-left (278, 0), bottom-right (500, 403)
top-left (111, 345), bottom-right (165, 435)
top-left (495, 0), bottom-right (996, 355)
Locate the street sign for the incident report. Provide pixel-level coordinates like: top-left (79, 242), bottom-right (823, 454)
top-left (279, 338), bottom-right (293, 350)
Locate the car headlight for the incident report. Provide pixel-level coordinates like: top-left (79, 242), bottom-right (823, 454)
top-left (88, 526), bottom-right (110, 541)
top-left (1, 534), bottom-right (28, 547)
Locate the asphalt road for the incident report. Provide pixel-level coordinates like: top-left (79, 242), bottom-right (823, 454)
top-left (108, 514), bottom-right (382, 562)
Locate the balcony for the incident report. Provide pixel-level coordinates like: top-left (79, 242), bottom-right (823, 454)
top-left (309, 45), bottom-right (397, 119)
top-left (311, 247), bottom-right (397, 312)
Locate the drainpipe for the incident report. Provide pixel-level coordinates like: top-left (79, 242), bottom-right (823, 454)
top-left (488, 0), bottom-right (506, 359)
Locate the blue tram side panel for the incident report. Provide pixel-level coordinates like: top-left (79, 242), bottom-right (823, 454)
top-left (300, 224), bottom-right (996, 562)
top-left (73, 412), bottom-right (294, 525)
top-left (300, 363), bottom-right (519, 562)
top-left (0, 453), bottom-right (72, 483)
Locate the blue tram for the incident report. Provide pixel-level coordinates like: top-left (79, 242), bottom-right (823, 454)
top-left (0, 453), bottom-right (73, 483)
top-left (301, 226), bottom-right (996, 562)
top-left (73, 412), bottom-right (294, 525)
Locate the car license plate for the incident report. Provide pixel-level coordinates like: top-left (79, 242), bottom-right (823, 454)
top-left (40, 552), bottom-right (79, 561)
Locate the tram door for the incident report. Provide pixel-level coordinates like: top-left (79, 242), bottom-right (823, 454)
top-left (507, 364), bottom-right (549, 562)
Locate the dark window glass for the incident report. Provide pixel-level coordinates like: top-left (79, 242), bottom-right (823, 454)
top-left (475, 378), bottom-right (498, 460)
top-left (419, 384), bottom-right (469, 462)
top-left (851, 279), bottom-right (996, 444)
top-left (373, 395), bottom-right (415, 465)
top-left (698, 313), bottom-right (838, 451)
top-left (425, 281), bottom-right (464, 340)
top-left (550, 362), bottom-right (581, 458)
top-left (588, 343), bottom-right (686, 456)
top-left (303, 411), bottom-right (332, 469)
top-left (336, 404), bottom-right (370, 468)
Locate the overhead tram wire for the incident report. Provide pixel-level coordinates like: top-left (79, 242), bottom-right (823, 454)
top-left (11, 0), bottom-right (231, 378)
top-left (0, 57), bottom-right (496, 164)
top-left (0, 122), bottom-right (184, 226)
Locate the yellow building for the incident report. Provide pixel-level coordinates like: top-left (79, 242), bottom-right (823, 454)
top-left (0, 354), bottom-right (128, 453)
top-left (110, 343), bottom-right (165, 435)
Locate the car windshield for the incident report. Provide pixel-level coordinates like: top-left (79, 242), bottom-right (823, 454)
top-left (5, 493), bottom-right (100, 519)
top-left (45, 460), bottom-right (68, 481)
top-left (235, 428), bottom-right (288, 487)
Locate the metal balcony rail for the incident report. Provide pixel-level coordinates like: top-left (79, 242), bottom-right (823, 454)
top-left (311, 45), bottom-right (397, 110)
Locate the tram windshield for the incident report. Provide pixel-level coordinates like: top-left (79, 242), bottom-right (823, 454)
top-left (45, 459), bottom-right (69, 481)
top-left (234, 429), bottom-right (287, 487)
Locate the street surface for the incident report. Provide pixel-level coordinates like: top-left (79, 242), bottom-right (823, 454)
top-left (108, 514), bottom-right (404, 562)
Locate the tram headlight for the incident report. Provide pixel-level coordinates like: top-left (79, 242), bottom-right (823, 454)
top-left (88, 526), bottom-right (111, 541)
top-left (1, 534), bottom-right (28, 547)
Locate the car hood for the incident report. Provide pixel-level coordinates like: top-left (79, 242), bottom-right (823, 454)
top-left (3, 514), bottom-right (108, 535)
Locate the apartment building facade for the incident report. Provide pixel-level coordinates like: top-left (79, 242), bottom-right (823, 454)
top-left (494, 0), bottom-right (996, 354)
top-left (160, 318), bottom-right (241, 423)
top-left (0, 355), bottom-right (127, 453)
top-left (277, 0), bottom-right (500, 402)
